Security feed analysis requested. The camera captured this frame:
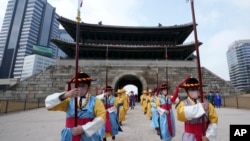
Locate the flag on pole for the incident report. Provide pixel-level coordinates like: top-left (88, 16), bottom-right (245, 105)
top-left (106, 46), bottom-right (109, 67)
top-left (165, 47), bottom-right (168, 59)
top-left (78, 0), bottom-right (83, 8)
top-left (106, 46), bottom-right (109, 58)
top-left (156, 59), bottom-right (158, 73)
top-left (80, 0), bottom-right (83, 7)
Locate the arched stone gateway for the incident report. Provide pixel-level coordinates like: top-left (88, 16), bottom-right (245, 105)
top-left (111, 72), bottom-right (147, 101)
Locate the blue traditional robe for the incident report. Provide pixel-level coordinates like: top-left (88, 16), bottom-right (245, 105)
top-left (156, 95), bottom-right (176, 141)
top-left (45, 92), bottom-right (106, 141)
top-left (99, 95), bottom-right (121, 138)
top-left (151, 95), bottom-right (159, 128)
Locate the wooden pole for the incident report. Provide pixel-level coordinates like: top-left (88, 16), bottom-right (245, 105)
top-left (106, 46), bottom-right (109, 88)
top-left (105, 46), bottom-right (109, 109)
top-left (165, 46), bottom-right (169, 94)
top-left (189, 0), bottom-right (205, 135)
top-left (156, 59), bottom-right (159, 90)
top-left (74, 6), bottom-right (81, 127)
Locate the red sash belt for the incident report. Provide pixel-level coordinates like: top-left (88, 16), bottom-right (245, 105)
top-left (185, 123), bottom-right (208, 141)
top-left (160, 104), bottom-right (171, 110)
top-left (66, 117), bottom-right (93, 128)
top-left (160, 104), bottom-right (173, 137)
top-left (66, 117), bottom-right (94, 141)
top-left (105, 104), bottom-right (113, 109)
top-left (105, 111), bottom-right (112, 133)
top-left (105, 104), bottom-right (113, 133)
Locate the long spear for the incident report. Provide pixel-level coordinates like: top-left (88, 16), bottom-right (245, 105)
top-left (156, 59), bottom-right (159, 93)
top-left (106, 46), bottom-right (109, 87)
top-left (95, 87), bottom-right (98, 96)
top-left (105, 46), bottom-right (109, 109)
top-left (156, 59), bottom-right (162, 139)
top-left (165, 46), bottom-right (169, 94)
top-left (187, 0), bottom-right (205, 135)
top-left (74, 0), bottom-right (82, 127)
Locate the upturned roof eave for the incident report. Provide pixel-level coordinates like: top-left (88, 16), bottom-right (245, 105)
top-left (58, 16), bottom-right (194, 44)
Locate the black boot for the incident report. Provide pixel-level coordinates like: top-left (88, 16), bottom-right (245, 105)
top-left (156, 127), bottom-right (160, 135)
top-left (103, 138), bottom-right (107, 141)
top-left (112, 136), bottom-right (115, 140)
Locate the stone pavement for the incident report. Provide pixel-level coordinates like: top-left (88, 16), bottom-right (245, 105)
top-left (0, 103), bottom-right (250, 141)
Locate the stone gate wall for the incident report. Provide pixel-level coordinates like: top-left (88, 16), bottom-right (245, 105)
top-left (0, 59), bottom-right (241, 99)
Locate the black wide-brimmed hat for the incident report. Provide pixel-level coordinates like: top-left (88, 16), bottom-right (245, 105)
top-left (103, 85), bottom-right (113, 91)
top-left (72, 72), bottom-right (93, 83)
top-left (66, 72), bottom-right (94, 90)
top-left (160, 83), bottom-right (169, 90)
top-left (181, 78), bottom-right (201, 88)
top-left (153, 87), bottom-right (160, 93)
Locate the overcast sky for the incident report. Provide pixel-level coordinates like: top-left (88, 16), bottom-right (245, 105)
top-left (0, 0), bottom-right (250, 81)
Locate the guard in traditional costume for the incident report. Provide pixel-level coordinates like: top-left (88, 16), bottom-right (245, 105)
top-left (121, 89), bottom-right (129, 115)
top-left (150, 88), bottom-right (160, 135)
top-left (146, 89), bottom-right (153, 120)
top-left (114, 89), bottom-right (126, 126)
top-left (96, 86), bottom-right (122, 141)
top-left (214, 91), bottom-right (222, 108)
top-left (156, 84), bottom-right (176, 141)
top-left (45, 72), bottom-right (106, 141)
top-left (140, 90), bottom-right (148, 114)
top-left (176, 78), bottom-right (218, 141)
top-left (129, 91), bottom-right (136, 109)
top-left (155, 75), bottom-right (191, 140)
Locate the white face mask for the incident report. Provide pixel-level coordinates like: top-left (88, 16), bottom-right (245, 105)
top-left (188, 90), bottom-right (199, 99)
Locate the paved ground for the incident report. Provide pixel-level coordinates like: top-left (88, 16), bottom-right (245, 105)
top-left (0, 103), bottom-right (250, 141)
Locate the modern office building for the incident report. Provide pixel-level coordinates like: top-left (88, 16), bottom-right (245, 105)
top-left (20, 54), bottom-right (56, 80)
top-left (20, 45), bottom-right (56, 80)
top-left (0, 0), bottom-right (60, 79)
top-left (227, 39), bottom-right (250, 91)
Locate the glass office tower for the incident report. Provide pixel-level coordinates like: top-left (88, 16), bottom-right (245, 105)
top-left (227, 40), bottom-right (250, 91)
top-left (0, 0), bottom-right (59, 78)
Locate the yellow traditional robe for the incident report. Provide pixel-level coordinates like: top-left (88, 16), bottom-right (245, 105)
top-left (176, 97), bottom-right (218, 141)
top-left (122, 93), bottom-right (129, 114)
top-left (114, 96), bottom-right (126, 122)
top-left (146, 96), bottom-right (152, 118)
top-left (140, 94), bottom-right (147, 113)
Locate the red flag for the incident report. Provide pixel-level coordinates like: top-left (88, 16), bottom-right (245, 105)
top-left (78, 0), bottom-right (83, 8)
top-left (80, 0), bottom-right (83, 7)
